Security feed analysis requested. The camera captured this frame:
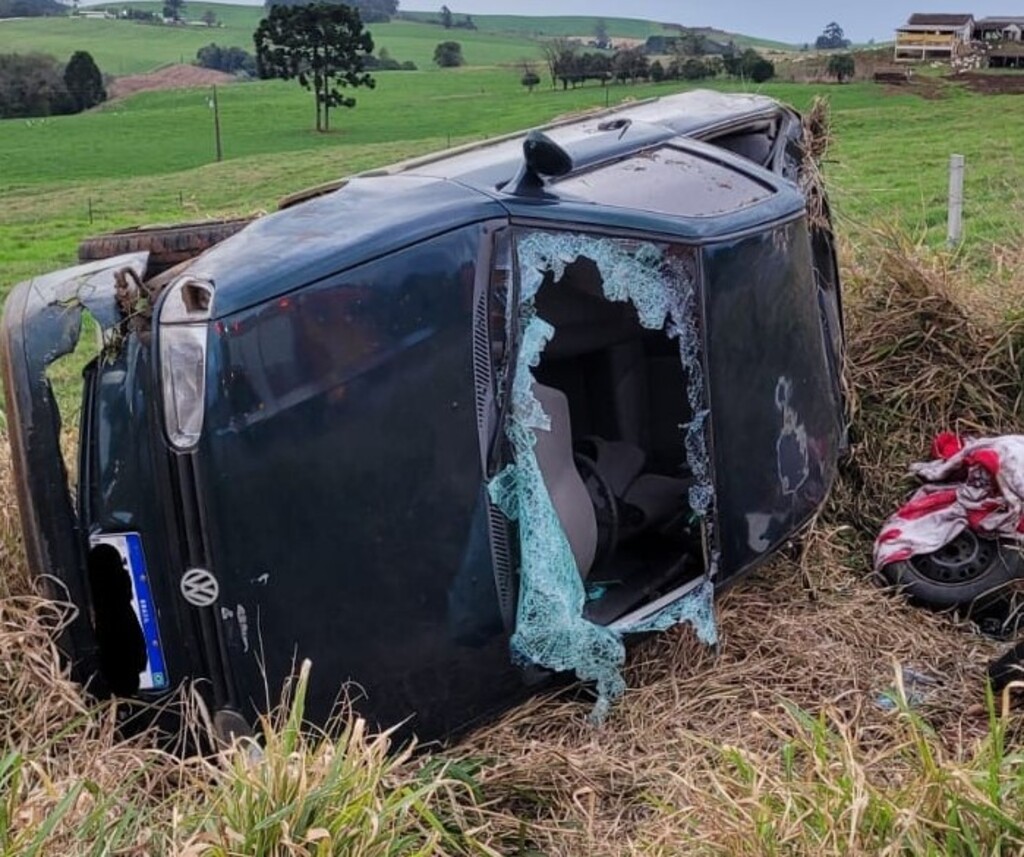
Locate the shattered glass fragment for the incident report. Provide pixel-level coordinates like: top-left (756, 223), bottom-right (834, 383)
top-left (489, 230), bottom-right (719, 722)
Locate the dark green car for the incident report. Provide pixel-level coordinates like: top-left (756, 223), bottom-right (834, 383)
top-left (2, 91), bottom-right (845, 739)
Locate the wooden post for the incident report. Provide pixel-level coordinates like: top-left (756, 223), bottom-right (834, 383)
top-left (948, 153), bottom-right (965, 245)
top-left (212, 86), bottom-right (223, 163)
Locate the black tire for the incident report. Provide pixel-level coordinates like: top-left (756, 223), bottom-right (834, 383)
top-left (77, 217), bottom-right (254, 274)
top-left (879, 531), bottom-right (1024, 611)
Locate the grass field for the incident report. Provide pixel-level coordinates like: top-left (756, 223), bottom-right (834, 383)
top-left (0, 10), bottom-right (544, 73)
top-left (0, 4), bottom-right (796, 78)
top-left (2, 72), bottom-right (1023, 292)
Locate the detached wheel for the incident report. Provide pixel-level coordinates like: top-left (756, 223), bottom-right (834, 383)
top-left (77, 217), bottom-right (254, 275)
top-left (880, 531), bottom-right (1023, 611)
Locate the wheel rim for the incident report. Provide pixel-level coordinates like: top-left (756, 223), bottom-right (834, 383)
top-left (909, 530), bottom-right (998, 585)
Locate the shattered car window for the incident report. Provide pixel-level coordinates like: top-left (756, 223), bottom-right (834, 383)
top-left (489, 230), bottom-right (718, 721)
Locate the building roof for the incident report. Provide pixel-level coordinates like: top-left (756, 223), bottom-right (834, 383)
top-left (976, 17), bottom-right (1024, 28)
top-left (905, 13), bottom-right (974, 26)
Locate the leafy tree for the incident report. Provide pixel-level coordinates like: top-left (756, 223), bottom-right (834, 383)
top-left (827, 52), bottom-right (855, 82)
top-left (254, 2), bottom-right (375, 132)
top-left (433, 40), bottom-right (463, 67)
top-left (612, 46), bottom-right (648, 84)
top-left (649, 58), bottom-right (665, 82)
top-left (748, 55), bottom-right (775, 82)
top-left (201, 8), bottom-right (217, 26)
top-left (63, 50), bottom-right (105, 111)
top-left (0, 52), bottom-right (74, 118)
top-left (162, 0), bottom-right (184, 21)
top-left (521, 69), bottom-right (539, 91)
top-left (439, 3), bottom-right (451, 28)
top-left (723, 47), bottom-right (774, 82)
top-left (197, 43), bottom-right (256, 74)
top-left (815, 21), bottom-right (850, 50)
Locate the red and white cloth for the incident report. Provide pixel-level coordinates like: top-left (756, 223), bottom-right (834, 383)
top-left (874, 433), bottom-right (1024, 571)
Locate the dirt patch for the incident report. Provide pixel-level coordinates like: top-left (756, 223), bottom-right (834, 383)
top-left (946, 71), bottom-right (1024, 95)
top-left (878, 76), bottom-right (949, 100)
top-left (107, 64), bottom-right (236, 100)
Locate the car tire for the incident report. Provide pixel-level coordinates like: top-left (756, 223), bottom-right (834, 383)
top-left (879, 531), bottom-right (1024, 611)
top-left (77, 217), bottom-right (254, 274)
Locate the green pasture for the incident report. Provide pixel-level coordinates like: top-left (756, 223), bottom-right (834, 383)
top-left (397, 10), bottom-right (795, 50)
top-left (0, 9), bottom-right (542, 74)
top-left (1, 69), bottom-right (1023, 293)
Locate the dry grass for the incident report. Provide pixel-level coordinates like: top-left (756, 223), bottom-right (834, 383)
top-left (4, 233), bottom-right (1024, 854)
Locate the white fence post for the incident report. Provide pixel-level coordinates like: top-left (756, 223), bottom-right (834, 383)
top-left (948, 154), bottom-right (965, 245)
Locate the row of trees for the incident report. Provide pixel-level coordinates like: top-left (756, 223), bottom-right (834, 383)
top-left (532, 40), bottom-right (776, 91)
top-left (0, 50), bottom-right (105, 119)
top-left (0, 0), bottom-right (64, 17)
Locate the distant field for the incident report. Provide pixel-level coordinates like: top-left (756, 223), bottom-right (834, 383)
top-left (397, 11), bottom-right (795, 50)
top-left (0, 6), bottom-right (543, 74)
top-left (1, 69), bottom-right (1022, 289)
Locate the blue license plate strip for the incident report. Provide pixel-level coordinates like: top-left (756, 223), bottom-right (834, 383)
top-left (90, 532), bottom-right (169, 691)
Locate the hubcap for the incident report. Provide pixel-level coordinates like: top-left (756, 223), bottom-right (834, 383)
top-left (909, 531), bottom-right (998, 585)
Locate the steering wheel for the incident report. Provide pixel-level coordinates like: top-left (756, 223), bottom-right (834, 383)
top-left (573, 453), bottom-right (619, 576)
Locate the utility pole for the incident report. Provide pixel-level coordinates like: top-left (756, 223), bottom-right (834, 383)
top-left (211, 85), bottom-right (223, 163)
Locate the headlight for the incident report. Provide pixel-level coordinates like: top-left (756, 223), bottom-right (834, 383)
top-left (159, 277), bottom-right (213, 450)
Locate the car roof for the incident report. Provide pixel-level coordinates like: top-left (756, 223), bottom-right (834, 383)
top-left (194, 90), bottom-right (807, 318)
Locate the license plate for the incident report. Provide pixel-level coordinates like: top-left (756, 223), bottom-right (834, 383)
top-left (90, 533), bottom-right (169, 692)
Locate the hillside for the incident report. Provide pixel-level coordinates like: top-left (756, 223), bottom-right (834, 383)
top-left (0, 4), bottom-right (794, 76)
top-left (397, 10), bottom-right (795, 50)
top-left (0, 4), bottom-right (544, 73)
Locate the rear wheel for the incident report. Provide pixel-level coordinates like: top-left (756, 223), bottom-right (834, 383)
top-left (880, 531), bottom-right (1023, 611)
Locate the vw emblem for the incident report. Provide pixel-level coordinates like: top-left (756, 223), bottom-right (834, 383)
top-left (180, 567), bottom-right (220, 607)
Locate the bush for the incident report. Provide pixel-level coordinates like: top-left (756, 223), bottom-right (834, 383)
top-left (0, 52), bottom-right (74, 118)
top-left (433, 40), bottom-right (463, 68)
top-left (196, 43), bottom-right (256, 75)
top-left (521, 69), bottom-right (540, 91)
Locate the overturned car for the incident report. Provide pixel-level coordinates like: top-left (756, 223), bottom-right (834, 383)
top-left (2, 91), bottom-right (846, 738)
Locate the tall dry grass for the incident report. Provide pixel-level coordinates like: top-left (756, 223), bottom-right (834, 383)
top-left (3, 231), bottom-right (1024, 854)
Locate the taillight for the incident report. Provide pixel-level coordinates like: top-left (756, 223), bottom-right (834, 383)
top-left (159, 277), bottom-right (213, 450)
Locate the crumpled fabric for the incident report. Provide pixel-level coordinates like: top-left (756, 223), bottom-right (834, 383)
top-left (874, 432), bottom-right (1024, 571)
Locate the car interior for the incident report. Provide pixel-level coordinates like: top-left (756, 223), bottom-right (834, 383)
top-left (528, 255), bottom-right (706, 625)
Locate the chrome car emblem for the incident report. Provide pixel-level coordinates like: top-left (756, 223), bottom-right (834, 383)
top-left (180, 567), bottom-right (220, 607)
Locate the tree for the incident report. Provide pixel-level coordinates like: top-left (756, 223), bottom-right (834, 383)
top-left (162, 0), bottom-right (184, 21)
top-left (649, 58), bottom-right (665, 82)
top-left (815, 21), bottom-right (850, 50)
top-left (201, 8), bottom-right (217, 26)
top-left (197, 43), bottom-right (256, 74)
top-left (63, 50), bottom-right (105, 111)
top-left (723, 47), bottom-right (774, 82)
top-left (439, 4), bottom-right (451, 28)
top-left (521, 68), bottom-right (539, 92)
top-left (254, 2), bottom-right (375, 132)
top-left (827, 52), bottom-right (855, 83)
top-left (593, 18), bottom-right (609, 49)
top-left (612, 46), bottom-right (648, 84)
top-left (433, 40), bottom-right (463, 67)
top-left (0, 52), bottom-right (74, 117)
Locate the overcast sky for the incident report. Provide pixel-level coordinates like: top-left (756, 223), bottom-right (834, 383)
top-left (396, 1), bottom-right (1010, 44)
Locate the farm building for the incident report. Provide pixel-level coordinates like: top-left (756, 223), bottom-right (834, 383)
top-left (894, 13), bottom-right (975, 61)
top-left (976, 17), bottom-right (1024, 67)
